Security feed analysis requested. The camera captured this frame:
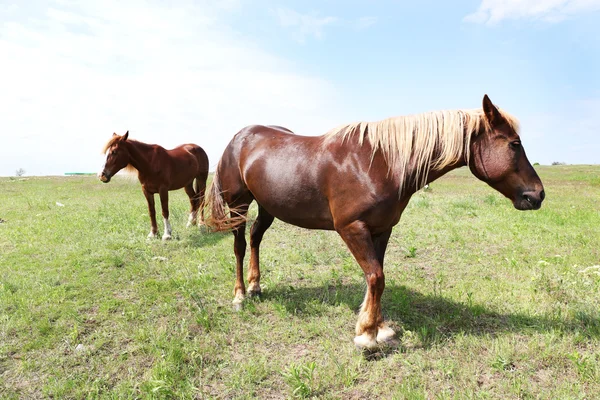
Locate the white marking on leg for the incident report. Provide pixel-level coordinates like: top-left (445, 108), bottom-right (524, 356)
top-left (232, 292), bottom-right (245, 305)
top-left (162, 218), bottom-right (172, 240)
top-left (232, 292), bottom-right (245, 311)
top-left (186, 211), bottom-right (197, 228)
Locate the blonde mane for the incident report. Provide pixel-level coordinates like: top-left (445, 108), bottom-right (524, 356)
top-left (324, 108), bottom-right (519, 194)
top-left (101, 135), bottom-right (139, 174)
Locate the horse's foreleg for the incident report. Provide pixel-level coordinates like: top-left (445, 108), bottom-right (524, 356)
top-left (338, 222), bottom-right (391, 350)
top-left (158, 189), bottom-right (171, 240)
top-left (143, 188), bottom-right (158, 238)
top-left (248, 205), bottom-right (275, 297)
top-left (371, 229), bottom-right (395, 344)
top-left (184, 184), bottom-right (198, 227)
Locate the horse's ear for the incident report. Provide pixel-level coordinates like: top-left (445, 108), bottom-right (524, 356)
top-left (123, 131), bottom-right (129, 141)
top-left (483, 94), bottom-right (502, 126)
top-left (112, 132), bottom-right (118, 137)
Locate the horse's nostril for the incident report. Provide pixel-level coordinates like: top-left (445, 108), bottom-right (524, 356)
top-left (523, 194), bottom-right (532, 204)
top-left (540, 190), bottom-right (545, 201)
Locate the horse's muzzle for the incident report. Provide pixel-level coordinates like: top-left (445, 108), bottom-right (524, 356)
top-left (515, 189), bottom-right (545, 210)
top-left (98, 172), bottom-right (111, 183)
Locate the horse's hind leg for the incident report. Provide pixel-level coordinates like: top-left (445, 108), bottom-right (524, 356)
top-left (184, 183), bottom-right (199, 227)
top-left (196, 172), bottom-right (207, 223)
top-left (231, 202), bottom-right (250, 309)
top-left (247, 204), bottom-right (275, 297)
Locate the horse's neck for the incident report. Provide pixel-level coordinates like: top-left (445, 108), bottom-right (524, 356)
top-left (424, 159), bottom-right (467, 184)
top-left (126, 141), bottom-right (155, 173)
top-left (399, 137), bottom-right (470, 193)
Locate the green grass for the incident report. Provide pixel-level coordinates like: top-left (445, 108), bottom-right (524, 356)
top-left (1, 165), bottom-right (599, 399)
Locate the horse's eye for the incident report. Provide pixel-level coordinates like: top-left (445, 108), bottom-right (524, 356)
top-left (111, 150), bottom-right (116, 155)
top-left (510, 140), bottom-right (521, 149)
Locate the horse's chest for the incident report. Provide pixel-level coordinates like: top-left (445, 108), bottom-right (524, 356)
top-left (140, 181), bottom-right (161, 194)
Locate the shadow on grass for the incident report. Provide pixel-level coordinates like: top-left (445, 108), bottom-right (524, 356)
top-left (183, 215), bottom-right (262, 248)
top-left (263, 283), bottom-right (600, 347)
top-left (183, 226), bottom-right (230, 248)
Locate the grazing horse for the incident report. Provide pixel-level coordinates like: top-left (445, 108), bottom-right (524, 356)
top-left (99, 131), bottom-right (209, 240)
top-left (204, 95), bottom-right (545, 349)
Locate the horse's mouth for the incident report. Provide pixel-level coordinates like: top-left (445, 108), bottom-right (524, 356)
top-left (513, 192), bottom-right (543, 211)
top-left (99, 173), bottom-right (111, 183)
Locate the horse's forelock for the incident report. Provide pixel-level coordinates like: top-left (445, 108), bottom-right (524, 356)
top-left (101, 135), bottom-right (122, 154)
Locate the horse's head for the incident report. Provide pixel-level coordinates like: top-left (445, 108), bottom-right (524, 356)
top-left (99, 131), bottom-right (130, 183)
top-left (469, 95), bottom-right (545, 210)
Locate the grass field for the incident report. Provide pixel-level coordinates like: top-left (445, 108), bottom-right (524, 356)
top-left (1, 165), bottom-right (599, 399)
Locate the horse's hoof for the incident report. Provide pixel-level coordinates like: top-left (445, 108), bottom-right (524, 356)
top-left (147, 232), bottom-right (157, 239)
top-left (353, 332), bottom-right (378, 350)
top-left (162, 234), bottom-right (172, 241)
top-left (376, 325), bottom-right (397, 344)
top-left (247, 283), bottom-right (262, 297)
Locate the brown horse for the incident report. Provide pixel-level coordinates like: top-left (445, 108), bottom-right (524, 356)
top-left (204, 95), bottom-right (545, 349)
top-left (99, 131), bottom-right (209, 240)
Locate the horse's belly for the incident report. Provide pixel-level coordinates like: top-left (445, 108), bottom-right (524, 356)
top-left (248, 185), bottom-right (335, 230)
top-left (267, 207), bottom-right (335, 230)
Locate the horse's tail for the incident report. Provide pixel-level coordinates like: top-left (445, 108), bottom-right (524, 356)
top-left (202, 164), bottom-right (247, 232)
top-left (190, 145), bottom-right (209, 209)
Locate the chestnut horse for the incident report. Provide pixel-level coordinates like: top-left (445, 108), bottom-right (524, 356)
top-left (204, 95), bottom-right (545, 349)
top-left (99, 131), bottom-right (209, 240)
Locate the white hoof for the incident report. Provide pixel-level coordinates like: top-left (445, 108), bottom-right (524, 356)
top-left (376, 325), bottom-right (396, 343)
top-left (186, 221), bottom-right (194, 228)
top-left (232, 293), bottom-right (245, 311)
top-left (162, 234), bottom-right (172, 241)
top-left (148, 232), bottom-right (157, 239)
top-left (353, 332), bottom-right (378, 350)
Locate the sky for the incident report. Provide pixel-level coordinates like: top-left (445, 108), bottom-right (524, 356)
top-left (1, 0), bottom-right (599, 176)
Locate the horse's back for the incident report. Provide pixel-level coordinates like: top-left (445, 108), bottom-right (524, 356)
top-left (226, 125), bottom-right (322, 171)
top-left (168, 143), bottom-right (208, 173)
top-left (266, 125), bottom-right (295, 134)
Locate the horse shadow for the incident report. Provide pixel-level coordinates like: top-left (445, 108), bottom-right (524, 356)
top-left (182, 225), bottom-right (230, 248)
top-left (262, 282), bottom-right (600, 353)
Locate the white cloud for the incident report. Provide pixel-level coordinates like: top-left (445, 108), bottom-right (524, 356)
top-left (0, 0), bottom-right (346, 176)
top-left (464, 0), bottom-right (600, 24)
top-left (273, 8), bottom-right (337, 43)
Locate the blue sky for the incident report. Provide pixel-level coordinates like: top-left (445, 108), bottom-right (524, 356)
top-left (1, 0), bottom-right (599, 176)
